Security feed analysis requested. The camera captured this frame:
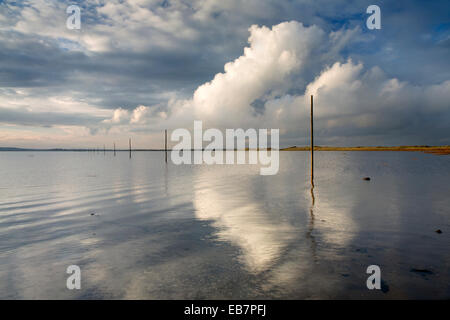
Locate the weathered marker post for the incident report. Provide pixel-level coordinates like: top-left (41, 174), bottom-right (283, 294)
top-left (165, 129), bottom-right (168, 163)
top-left (129, 138), bottom-right (132, 159)
top-left (310, 95), bottom-right (314, 186)
top-left (113, 142), bottom-right (116, 156)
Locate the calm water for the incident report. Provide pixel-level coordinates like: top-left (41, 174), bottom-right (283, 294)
top-left (0, 151), bottom-right (449, 299)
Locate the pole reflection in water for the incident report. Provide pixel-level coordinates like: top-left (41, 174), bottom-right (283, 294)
top-left (306, 176), bottom-right (318, 264)
top-left (164, 158), bottom-right (168, 196)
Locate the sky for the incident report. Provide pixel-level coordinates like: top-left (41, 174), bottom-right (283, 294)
top-left (0, 0), bottom-right (449, 149)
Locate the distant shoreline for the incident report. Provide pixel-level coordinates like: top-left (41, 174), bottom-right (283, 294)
top-left (281, 146), bottom-right (450, 155)
top-left (1, 146), bottom-right (449, 154)
top-left (0, 147), bottom-right (162, 152)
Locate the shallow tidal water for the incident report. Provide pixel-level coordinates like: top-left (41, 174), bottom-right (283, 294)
top-left (0, 151), bottom-right (449, 299)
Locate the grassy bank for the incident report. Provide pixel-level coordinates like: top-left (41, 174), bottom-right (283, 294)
top-left (280, 146), bottom-right (450, 155)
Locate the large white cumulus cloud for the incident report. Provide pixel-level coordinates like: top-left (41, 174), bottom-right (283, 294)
top-left (107, 20), bottom-right (450, 145)
top-left (192, 22), bottom-right (324, 127)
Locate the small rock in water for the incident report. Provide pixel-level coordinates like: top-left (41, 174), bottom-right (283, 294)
top-left (363, 177), bottom-right (371, 181)
top-left (90, 213), bottom-right (95, 216)
top-left (410, 268), bottom-right (434, 275)
top-left (435, 229), bottom-right (442, 234)
top-left (381, 279), bottom-right (390, 293)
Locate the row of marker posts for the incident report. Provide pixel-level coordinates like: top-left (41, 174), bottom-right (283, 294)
top-left (88, 131), bottom-right (168, 162)
top-left (86, 96), bottom-right (313, 168)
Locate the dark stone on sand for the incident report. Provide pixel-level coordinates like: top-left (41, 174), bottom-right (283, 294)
top-left (90, 213), bottom-right (95, 216)
top-left (381, 279), bottom-right (390, 293)
top-left (435, 229), bottom-right (442, 234)
top-left (410, 268), bottom-right (434, 275)
top-left (363, 177), bottom-right (371, 181)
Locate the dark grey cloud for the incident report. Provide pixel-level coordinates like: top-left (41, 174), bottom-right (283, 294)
top-left (0, 106), bottom-right (103, 127)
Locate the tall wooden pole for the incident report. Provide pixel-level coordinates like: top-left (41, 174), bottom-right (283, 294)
top-left (165, 129), bottom-right (167, 163)
top-left (310, 95), bottom-right (314, 185)
top-left (113, 142), bottom-right (116, 156)
top-left (129, 138), bottom-right (131, 159)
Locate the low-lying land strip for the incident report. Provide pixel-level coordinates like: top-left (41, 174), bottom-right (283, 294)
top-left (281, 146), bottom-right (450, 155)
